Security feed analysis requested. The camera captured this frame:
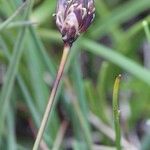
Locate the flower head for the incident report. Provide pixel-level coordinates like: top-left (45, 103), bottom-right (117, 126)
top-left (56, 0), bottom-right (95, 45)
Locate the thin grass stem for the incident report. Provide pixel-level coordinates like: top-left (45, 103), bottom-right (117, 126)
top-left (113, 75), bottom-right (121, 150)
top-left (0, 2), bottom-right (27, 31)
top-left (0, 0), bottom-right (32, 135)
top-left (143, 20), bottom-right (150, 42)
top-left (6, 21), bottom-right (37, 29)
top-left (52, 121), bottom-right (68, 150)
top-left (32, 44), bottom-right (70, 150)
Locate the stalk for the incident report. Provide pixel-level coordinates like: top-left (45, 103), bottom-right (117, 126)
top-left (113, 75), bottom-right (121, 150)
top-left (32, 43), bottom-right (70, 150)
top-left (143, 20), bottom-right (150, 42)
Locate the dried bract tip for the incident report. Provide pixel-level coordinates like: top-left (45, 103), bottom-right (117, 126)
top-left (56, 0), bottom-right (95, 45)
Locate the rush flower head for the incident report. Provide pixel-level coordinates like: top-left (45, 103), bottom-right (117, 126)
top-left (56, 0), bottom-right (95, 45)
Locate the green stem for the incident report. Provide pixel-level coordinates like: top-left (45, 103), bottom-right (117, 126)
top-left (143, 20), bottom-right (150, 42)
top-left (32, 44), bottom-right (70, 150)
top-left (0, 2), bottom-right (27, 31)
top-left (52, 121), bottom-right (68, 150)
top-left (113, 75), bottom-right (121, 150)
top-left (0, 0), bottom-right (33, 135)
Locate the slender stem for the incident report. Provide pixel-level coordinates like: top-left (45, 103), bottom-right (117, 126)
top-left (32, 44), bottom-right (70, 150)
top-left (0, 2), bottom-right (27, 31)
top-left (52, 121), bottom-right (68, 150)
top-left (113, 75), bottom-right (121, 150)
top-left (143, 20), bottom-right (150, 42)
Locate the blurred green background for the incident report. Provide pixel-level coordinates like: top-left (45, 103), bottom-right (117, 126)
top-left (0, 0), bottom-right (150, 149)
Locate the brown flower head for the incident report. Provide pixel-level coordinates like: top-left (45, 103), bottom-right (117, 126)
top-left (56, 0), bottom-right (95, 45)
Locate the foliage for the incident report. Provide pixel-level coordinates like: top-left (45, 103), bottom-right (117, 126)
top-left (0, 0), bottom-right (150, 149)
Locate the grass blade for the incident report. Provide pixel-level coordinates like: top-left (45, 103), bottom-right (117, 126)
top-left (25, 34), bottom-right (49, 112)
top-left (64, 78), bottom-right (92, 149)
top-left (143, 20), bottom-right (150, 42)
top-left (91, 0), bottom-right (150, 38)
top-left (0, 0), bottom-right (32, 135)
top-left (0, 27), bottom-right (26, 134)
top-left (7, 106), bottom-right (17, 150)
top-left (113, 75), bottom-right (121, 150)
top-left (31, 0), bottom-right (56, 24)
top-left (0, 36), bottom-right (40, 127)
top-left (29, 27), bottom-right (56, 77)
top-left (0, 36), bottom-right (53, 147)
top-left (0, 2), bottom-right (26, 31)
top-left (52, 121), bottom-right (68, 150)
top-left (81, 39), bottom-right (150, 86)
top-left (72, 56), bottom-right (88, 118)
top-left (73, 100), bottom-right (92, 150)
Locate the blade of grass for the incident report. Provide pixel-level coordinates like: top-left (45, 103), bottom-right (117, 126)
top-left (89, 113), bottom-right (137, 150)
top-left (73, 140), bottom-right (87, 150)
top-left (84, 80), bottom-right (99, 116)
top-left (125, 16), bottom-right (150, 40)
top-left (25, 32), bottom-right (60, 145)
top-left (52, 121), bottom-right (68, 150)
top-left (0, 0), bottom-right (16, 16)
top-left (0, 36), bottom-right (40, 127)
top-left (96, 61), bottom-right (110, 123)
top-left (37, 28), bottom-right (61, 44)
top-left (0, 2), bottom-right (27, 31)
top-left (73, 100), bottom-right (93, 150)
top-left (17, 145), bottom-right (28, 150)
top-left (81, 39), bottom-right (150, 86)
top-left (70, 53), bottom-right (92, 147)
top-left (0, 27), bottom-right (26, 134)
top-left (143, 20), bottom-right (150, 42)
top-left (31, 0), bottom-right (56, 24)
top-left (2, 0), bottom-right (21, 10)
top-left (113, 75), bottom-right (121, 150)
top-left (0, 0), bottom-right (33, 135)
top-left (92, 145), bottom-right (116, 150)
top-left (29, 27), bottom-right (56, 77)
top-left (5, 21), bottom-right (36, 30)
top-left (91, 0), bottom-right (150, 38)
top-left (0, 34), bottom-right (53, 147)
top-left (72, 56), bottom-right (88, 118)
top-left (25, 33), bottom-right (49, 113)
top-left (7, 105), bottom-right (17, 150)
top-left (64, 78), bottom-right (92, 149)
top-left (17, 76), bottom-right (41, 126)
top-left (95, 0), bottom-right (125, 52)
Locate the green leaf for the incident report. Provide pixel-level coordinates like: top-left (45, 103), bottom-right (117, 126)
top-left (81, 39), bottom-right (150, 86)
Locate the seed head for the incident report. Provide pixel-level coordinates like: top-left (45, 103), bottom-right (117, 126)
top-left (56, 0), bottom-right (95, 45)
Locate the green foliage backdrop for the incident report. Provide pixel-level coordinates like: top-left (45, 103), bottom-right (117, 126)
top-left (0, 0), bottom-right (150, 149)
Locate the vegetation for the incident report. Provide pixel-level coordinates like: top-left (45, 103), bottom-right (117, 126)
top-left (0, 0), bottom-right (150, 149)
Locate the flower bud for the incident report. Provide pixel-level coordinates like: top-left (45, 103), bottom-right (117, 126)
top-left (56, 0), bottom-right (95, 45)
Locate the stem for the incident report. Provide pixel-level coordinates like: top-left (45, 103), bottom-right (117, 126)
top-left (32, 44), bottom-right (70, 150)
top-left (52, 121), bottom-right (68, 150)
top-left (113, 75), bottom-right (121, 150)
top-left (143, 20), bottom-right (150, 42)
top-left (0, 2), bottom-right (27, 31)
